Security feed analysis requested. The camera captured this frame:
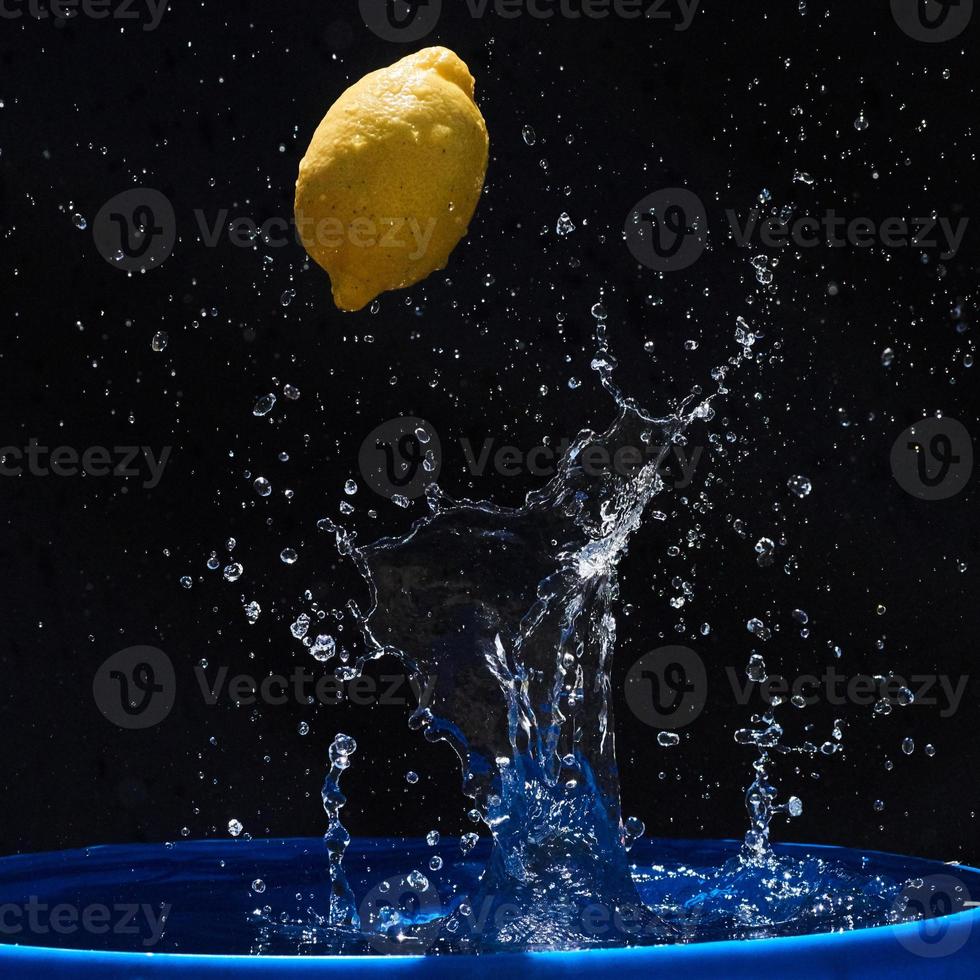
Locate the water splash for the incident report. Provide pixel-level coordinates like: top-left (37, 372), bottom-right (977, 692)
top-left (322, 734), bottom-right (358, 929)
top-left (316, 312), bottom-right (728, 949)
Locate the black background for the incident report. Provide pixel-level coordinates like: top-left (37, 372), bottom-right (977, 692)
top-left (0, 0), bottom-right (978, 866)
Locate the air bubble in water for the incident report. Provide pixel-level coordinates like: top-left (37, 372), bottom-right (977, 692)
top-left (283, 384), bottom-right (301, 401)
top-left (657, 732), bottom-right (680, 747)
top-left (151, 331), bottom-right (169, 352)
top-left (254, 477), bottom-right (272, 497)
top-left (280, 548), bottom-right (298, 565)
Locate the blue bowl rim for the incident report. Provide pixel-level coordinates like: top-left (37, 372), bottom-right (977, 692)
top-left (0, 836), bottom-right (977, 964)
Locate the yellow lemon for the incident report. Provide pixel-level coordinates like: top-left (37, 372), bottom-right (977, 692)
top-left (294, 47), bottom-right (489, 312)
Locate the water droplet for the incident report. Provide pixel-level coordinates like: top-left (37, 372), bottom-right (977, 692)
top-left (253, 393), bottom-right (276, 417)
top-left (228, 819), bottom-right (244, 837)
top-left (521, 124), bottom-right (537, 146)
top-left (151, 331), bottom-right (169, 352)
top-left (407, 870), bottom-right (429, 892)
top-left (310, 635), bottom-right (336, 662)
top-left (787, 474), bottom-right (812, 498)
top-left (280, 547), bottom-right (298, 565)
top-left (243, 600), bottom-right (261, 624)
top-left (283, 384), bottom-right (301, 401)
top-left (253, 477), bottom-right (272, 497)
top-left (754, 537), bottom-right (776, 568)
top-left (555, 212), bottom-right (576, 236)
top-left (251, 879), bottom-right (266, 893)
top-left (72, 213), bottom-right (87, 230)
top-left (657, 732), bottom-right (680, 747)
top-left (405, 771), bottom-right (419, 785)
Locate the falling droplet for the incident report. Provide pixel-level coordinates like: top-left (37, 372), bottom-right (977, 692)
top-left (253, 393), bottom-right (276, 417)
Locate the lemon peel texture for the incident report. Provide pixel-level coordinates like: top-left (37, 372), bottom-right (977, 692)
top-left (295, 47), bottom-right (489, 312)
